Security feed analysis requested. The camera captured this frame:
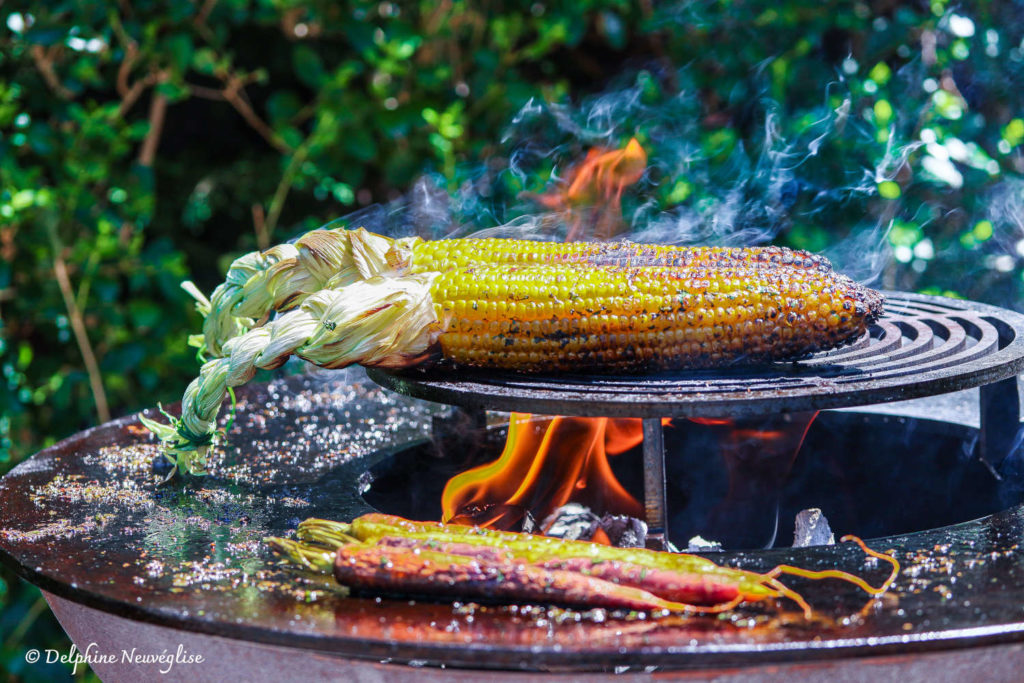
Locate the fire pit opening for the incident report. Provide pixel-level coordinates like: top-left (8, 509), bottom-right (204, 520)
top-left (361, 408), bottom-right (1012, 549)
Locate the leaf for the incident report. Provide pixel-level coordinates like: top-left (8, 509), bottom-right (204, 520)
top-left (293, 45), bottom-right (328, 88)
top-left (266, 91), bottom-right (302, 125)
top-left (128, 301), bottom-right (163, 331)
top-left (163, 34), bottom-right (194, 73)
top-left (344, 128), bottom-right (377, 162)
top-left (22, 27), bottom-right (64, 46)
top-left (192, 47), bottom-right (218, 75)
top-left (155, 80), bottom-right (191, 102)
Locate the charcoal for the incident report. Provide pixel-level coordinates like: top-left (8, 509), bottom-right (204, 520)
top-left (540, 505), bottom-right (648, 548)
top-left (793, 508), bottom-right (835, 547)
top-left (597, 514), bottom-right (647, 548)
top-left (520, 510), bottom-right (537, 534)
top-left (686, 535), bottom-right (723, 552)
top-left (539, 503), bottom-right (600, 541)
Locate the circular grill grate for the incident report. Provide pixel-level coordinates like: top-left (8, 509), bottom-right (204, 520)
top-left (367, 292), bottom-right (1024, 418)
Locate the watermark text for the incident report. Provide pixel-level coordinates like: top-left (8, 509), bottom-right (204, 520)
top-left (25, 642), bottom-right (204, 675)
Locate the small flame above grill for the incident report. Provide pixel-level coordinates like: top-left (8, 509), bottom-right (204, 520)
top-left (441, 414), bottom-right (644, 530)
top-left (528, 136), bottom-right (647, 240)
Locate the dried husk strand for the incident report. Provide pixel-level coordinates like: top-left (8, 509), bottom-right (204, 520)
top-left (189, 227), bottom-right (412, 357)
top-left (141, 274), bottom-right (441, 477)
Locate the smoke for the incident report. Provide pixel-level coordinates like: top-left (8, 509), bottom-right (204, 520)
top-left (983, 177), bottom-right (1024, 256)
top-left (315, 30), bottom-right (1024, 307)
top-left (391, 76), bottom-right (887, 233)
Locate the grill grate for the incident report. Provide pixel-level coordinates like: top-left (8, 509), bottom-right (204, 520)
top-left (367, 292), bottom-right (1024, 419)
top-left (369, 291), bottom-right (1024, 547)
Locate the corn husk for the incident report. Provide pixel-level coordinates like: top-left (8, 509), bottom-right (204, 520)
top-left (144, 273), bottom-right (440, 476)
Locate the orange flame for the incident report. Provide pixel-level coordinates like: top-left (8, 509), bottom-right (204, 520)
top-left (564, 137), bottom-right (647, 206)
top-left (442, 139), bottom-right (653, 532)
top-left (530, 137), bottom-right (647, 240)
top-left (441, 414), bottom-right (644, 530)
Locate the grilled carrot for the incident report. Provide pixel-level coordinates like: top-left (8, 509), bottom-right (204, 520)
top-left (266, 514), bottom-right (900, 618)
top-left (367, 536), bottom-right (741, 605)
top-left (332, 544), bottom-right (735, 613)
top-left (536, 557), bottom-right (741, 606)
top-left (343, 514), bottom-right (771, 594)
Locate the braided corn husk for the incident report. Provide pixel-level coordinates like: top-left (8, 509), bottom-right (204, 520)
top-left (142, 273), bottom-right (441, 475)
top-left (194, 228), bottom-right (418, 356)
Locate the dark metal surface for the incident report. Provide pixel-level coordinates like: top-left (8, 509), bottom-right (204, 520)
top-left (980, 376), bottom-right (1023, 467)
top-left (641, 418), bottom-right (667, 549)
top-left (4, 371), bottom-right (1024, 672)
top-left (367, 292), bottom-right (1024, 419)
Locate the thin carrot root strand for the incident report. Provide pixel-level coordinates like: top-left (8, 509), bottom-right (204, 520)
top-left (765, 578), bottom-right (814, 619)
top-left (761, 534), bottom-right (900, 615)
top-left (751, 536), bottom-right (900, 619)
top-left (768, 564), bottom-right (886, 595)
top-left (677, 594), bottom-right (746, 615)
top-left (839, 534), bottom-right (900, 594)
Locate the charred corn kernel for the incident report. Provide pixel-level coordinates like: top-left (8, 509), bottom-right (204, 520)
top-left (431, 263), bottom-right (883, 372)
top-left (404, 238), bottom-right (835, 275)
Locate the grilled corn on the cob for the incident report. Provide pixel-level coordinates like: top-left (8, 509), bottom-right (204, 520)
top-left (434, 263), bottom-right (881, 372)
top-left (195, 227), bottom-right (834, 356)
top-left (144, 261), bottom-right (882, 475)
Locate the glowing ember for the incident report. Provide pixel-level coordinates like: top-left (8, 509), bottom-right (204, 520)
top-left (441, 414), bottom-right (643, 530)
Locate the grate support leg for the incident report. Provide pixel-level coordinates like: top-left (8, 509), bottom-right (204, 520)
top-left (980, 376), bottom-right (1021, 471)
top-left (642, 418), bottom-right (669, 550)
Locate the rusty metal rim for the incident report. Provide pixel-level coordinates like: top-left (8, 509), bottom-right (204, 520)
top-left (367, 293), bottom-right (1024, 419)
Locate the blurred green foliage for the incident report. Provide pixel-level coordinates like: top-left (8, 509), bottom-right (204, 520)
top-left (2, 0), bottom-right (1024, 679)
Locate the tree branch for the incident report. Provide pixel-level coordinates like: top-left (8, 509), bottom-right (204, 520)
top-left (49, 231), bottom-right (110, 424)
top-left (194, 0), bottom-right (218, 28)
top-left (265, 139), bottom-right (311, 236)
top-left (138, 90), bottom-right (169, 167)
top-left (252, 203), bottom-right (269, 251)
top-left (30, 45), bottom-right (74, 100)
top-left (221, 74), bottom-right (294, 154)
top-left (116, 41), bottom-right (138, 97)
top-left (115, 42), bottom-right (162, 117)
top-left (187, 84), bottom-right (225, 100)
top-left (186, 77), bottom-right (293, 154)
